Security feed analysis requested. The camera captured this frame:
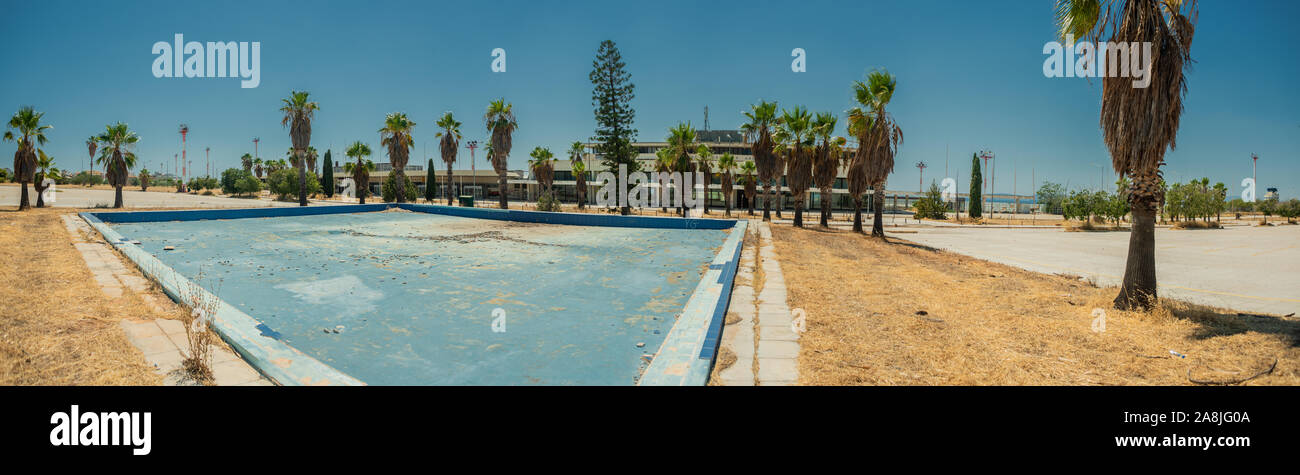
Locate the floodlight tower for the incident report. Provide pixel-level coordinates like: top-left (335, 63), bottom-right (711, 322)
top-left (464, 140), bottom-right (479, 200)
top-left (916, 161), bottom-right (928, 193)
top-left (1252, 153), bottom-right (1258, 196)
top-left (179, 124), bottom-right (189, 191)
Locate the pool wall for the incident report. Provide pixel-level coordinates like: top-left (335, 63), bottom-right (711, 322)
top-left (83, 204), bottom-right (745, 386)
top-left (81, 211), bottom-right (366, 386)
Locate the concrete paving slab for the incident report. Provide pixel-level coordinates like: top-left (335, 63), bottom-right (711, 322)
top-left (903, 225), bottom-right (1300, 315)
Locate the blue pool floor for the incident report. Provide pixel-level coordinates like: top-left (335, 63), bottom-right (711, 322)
top-left (109, 211), bottom-right (729, 385)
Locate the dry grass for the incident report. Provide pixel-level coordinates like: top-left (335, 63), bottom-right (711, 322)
top-left (934, 215), bottom-right (1065, 226)
top-left (771, 225), bottom-right (1299, 385)
top-left (0, 207), bottom-right (170, 385)
top-left (1171, 220), bottom-right (1223, 230)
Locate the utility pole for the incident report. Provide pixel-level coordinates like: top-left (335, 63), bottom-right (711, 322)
top-left (205, 147), bottom-right (210, 178)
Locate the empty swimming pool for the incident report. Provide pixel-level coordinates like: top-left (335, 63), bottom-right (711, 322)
top-left (101, 207), bottom-right (735, 385)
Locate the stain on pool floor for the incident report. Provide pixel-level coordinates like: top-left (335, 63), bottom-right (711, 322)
top-left (109, 210), bottom-right (729, 385)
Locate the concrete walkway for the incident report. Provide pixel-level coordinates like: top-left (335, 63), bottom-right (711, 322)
top-left (4, 185), bottom-right (307, 209)
top-left (62, 214), bottom-right (271, 386)
top-left (716, 220), bottom-right (800, 385)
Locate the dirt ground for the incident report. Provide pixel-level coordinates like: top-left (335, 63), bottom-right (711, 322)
top-left (770, 225), bottom-right (1299, 385)
top-left (0, 207), bottom-right (176, 385)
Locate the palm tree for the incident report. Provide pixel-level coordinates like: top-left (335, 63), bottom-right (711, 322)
top-left (743, 101), bottom-right (779, 221)
top-left (4, 106), bottom-right (51, 210)
top-left (740, 160), bottom-right (757, 216)
top-left (139, 168), bottom-right (151, 191)
top-left (305, 146), bottom-right (319, 174)
top-left (695, 144), bottom-right (713, 215)
top-left (241, 153), bottom-right (254, 173)
top-left (665, 122), bottom-right (699, 217)
top-left (85, 136), bottom-right (97, 175)
top-left (279, 90), bottom-right (319, 206)
top-left (776, 106), bottom-right (814, 227)
top-left (253, 157), bottom-right (264, 179)
top-left (379, 112), bottom-right (416, 203)
top-left (527, 146), bottom-right (556, 208)
top-left (654, 148), bottom-right (673, 213)
top-left (846, 107), bottom-right (874, 233)
top-left (569, 141), bottom-right (588, 209)
top-left (436, 112), bottom-right (461, 206)
top-left (717, 152), bottom-right (737, 217)
top-left (33, 150), bottom-right (60, 208)
top-left (344, 141), bottom-right (374, 204)
top-left (812, 112), bottom-right (842, 227)
top-left (853, 70), bottom-right (904, 238)
top-left (1055, 0), bottom-right (1197, 309)
top-left (94, 122), bottom-right (140, 208)
top-left (483, 99), bottom-right (517, 209)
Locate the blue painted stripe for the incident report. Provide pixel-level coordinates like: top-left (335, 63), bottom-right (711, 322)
top-left (398, 203), bottom-right (737, 230)
top-left (89, 204), bottom-right (389, 223)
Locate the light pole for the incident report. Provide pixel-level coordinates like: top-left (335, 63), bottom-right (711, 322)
top-left (205, 147), bottom-right (210, 178)
top-left (1252, 153), bottom-right (1258, 200)
top-left (179, 124), bottom-right (189, 192)
top-left (465, 140), bottom-right (479, 202)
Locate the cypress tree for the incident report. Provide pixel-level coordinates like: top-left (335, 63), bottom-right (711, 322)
top-left (969, 153), bottom-right (983, 218)
top-left (321, 150), bottom-right (334, 197)
top-left (425, 158), bottom-right (437, 202)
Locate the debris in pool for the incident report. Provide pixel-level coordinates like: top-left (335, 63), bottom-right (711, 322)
top-left (163, 246), bottom-right (175, 251)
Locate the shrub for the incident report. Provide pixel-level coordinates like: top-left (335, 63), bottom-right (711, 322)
top-left (221, 168), bottom-right (257, 195)
top-left (267, 168), bottom-right (322, 201)
top-left (913, 182), bottom-right (947, 220)
top-left (381, 173), bottom-right (417, 203)
top-left (69, 170), bottom-right (104, 186)
top-left (235, 176), bottom-right (262, 196)
top-left (536, 189), bottom-right (561, 212)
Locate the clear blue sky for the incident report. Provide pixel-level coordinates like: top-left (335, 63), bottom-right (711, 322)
top-left (3, 0), bottom-right (1297, 197)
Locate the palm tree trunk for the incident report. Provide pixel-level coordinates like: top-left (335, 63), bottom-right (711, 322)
top-left (114, 185), bottom-right (124, 208)
top-left (297, 151), bottom-right (308, 206)
top-left (820, 188), bottom-right (831, 227)
top-left (19, 182), bottom-right (30, 210)
top-left (852, 196), bottom-right (864, 233)
top-left (871, 182), bottom-right (886, 238)
top-left (498, 172), bottom-right (507, 209)
top-left (793, 198), bottom-right (804, 227)
top-left (395, 170), bottom-right (407, 204)
top-left (446, 165), bottom-right (454, 205)
top-left (762, 184), bottom-right (771, 221)
top-left (34, 179), bottom-right (46, 208)
top-left (1114, 204), bottom-right (1158, 310)
top-left (724, 186), bottom-right (732, 217)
